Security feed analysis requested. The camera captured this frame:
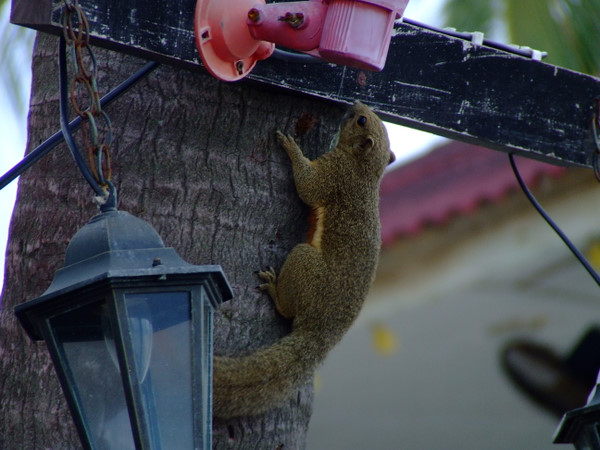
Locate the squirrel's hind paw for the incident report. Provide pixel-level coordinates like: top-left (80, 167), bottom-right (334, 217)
top-left (257, 267), bottom-right (280, 305)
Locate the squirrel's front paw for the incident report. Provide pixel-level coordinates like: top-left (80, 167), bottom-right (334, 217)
top-left (276, 130), bottom-right (297, 152)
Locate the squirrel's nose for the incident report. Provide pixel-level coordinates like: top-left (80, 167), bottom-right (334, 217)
top-left (388, 151), bottom-right (396, 165)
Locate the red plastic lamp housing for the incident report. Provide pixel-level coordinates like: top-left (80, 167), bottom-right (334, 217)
top-left (194, 0), bottom-right (410, 81)
top-left (194, 0), bottom-right (275, 81)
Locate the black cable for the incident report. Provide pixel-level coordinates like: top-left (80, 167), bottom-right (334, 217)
top-left (509, 153), bottom-right (600, 287)
top-left (0, 54), bottom-right (159, 191)
top-left (401, 18), bottom-right (547, 59)
top-left (272, 48), bottom-right (323, 64)
top-left (269, 17), bottom-right (546, 64)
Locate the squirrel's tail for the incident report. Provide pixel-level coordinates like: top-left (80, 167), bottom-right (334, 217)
top-left (212, 328), bottom-right (325, 419)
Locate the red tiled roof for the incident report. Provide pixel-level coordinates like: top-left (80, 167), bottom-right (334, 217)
top-left (379, 141), bottom-right (565, 245)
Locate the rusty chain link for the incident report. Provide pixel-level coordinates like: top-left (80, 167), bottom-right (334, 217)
top-left (62, 0), bottom-right (113, 189)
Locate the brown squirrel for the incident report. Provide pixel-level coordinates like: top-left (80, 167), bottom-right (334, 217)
top-left (213, 101), bottom-right (395, 419)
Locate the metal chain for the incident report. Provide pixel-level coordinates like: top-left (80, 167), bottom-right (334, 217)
top-left (62, 0), bottom-right (113, 189)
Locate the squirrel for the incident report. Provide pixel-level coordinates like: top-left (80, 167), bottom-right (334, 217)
top-left (213, 101), bottom-right (395, 419)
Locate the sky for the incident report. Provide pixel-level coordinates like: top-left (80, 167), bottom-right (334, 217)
top-left (0, 0), bottom-right (448, 294)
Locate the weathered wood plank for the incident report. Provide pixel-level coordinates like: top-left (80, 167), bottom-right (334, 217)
top-left (11, 0), bottom-right (600, 167)
top-left (251, 26), bottom-right (600, 168)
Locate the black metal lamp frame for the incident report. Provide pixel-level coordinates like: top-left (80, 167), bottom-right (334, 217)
top-left (15, 210), bottom-right (233, 449)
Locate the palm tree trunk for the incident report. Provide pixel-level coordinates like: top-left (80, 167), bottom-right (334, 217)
top-left (0, 31), bottom-right (343, 449)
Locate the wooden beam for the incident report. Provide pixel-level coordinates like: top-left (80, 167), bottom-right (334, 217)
top-left (252, 27), bottom-right (600, 168)
top-left (12, 0), bottom-right (600, 168)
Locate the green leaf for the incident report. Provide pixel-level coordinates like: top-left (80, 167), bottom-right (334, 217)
top-left (442, 0), bottom-right (497, 33)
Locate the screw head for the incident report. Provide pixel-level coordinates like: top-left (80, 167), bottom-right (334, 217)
top-left (235, 61), bottom-right (244, 75)
top-left (248, 8), bottom-right (261, 22)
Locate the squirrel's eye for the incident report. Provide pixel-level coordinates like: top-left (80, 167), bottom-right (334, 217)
top-left (357, 116), bottom-right (367, 127)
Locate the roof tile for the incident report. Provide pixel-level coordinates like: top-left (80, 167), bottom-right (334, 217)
top-left (380, 141), bottom-right (565, 245)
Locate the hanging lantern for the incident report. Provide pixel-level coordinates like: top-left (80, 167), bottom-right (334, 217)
top-left (15, 209), bottom-right (232, 449)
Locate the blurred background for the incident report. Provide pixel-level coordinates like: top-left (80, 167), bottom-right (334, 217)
top-left (2, 0), bottom-right (599, 448)
top-left (307, 142), bottom-right (600, 449)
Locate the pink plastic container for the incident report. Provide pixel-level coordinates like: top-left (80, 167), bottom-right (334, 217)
top-left (194, 0), bottom-right (409, 81)
top-left (319, 0), bottom-right (409, 71)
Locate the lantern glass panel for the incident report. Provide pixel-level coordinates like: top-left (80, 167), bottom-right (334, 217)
top-left (50, 301), bottom-right (136, 449)
top-left (123, 291), bottom-right (193, 449)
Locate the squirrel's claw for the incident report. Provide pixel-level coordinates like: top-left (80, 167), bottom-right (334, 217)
top-left (258, 266), bottom-right (277, 284)
top-left (276, 130), bottom-right (296, 149)
top-left (257, 267), bottom-right (277, 292)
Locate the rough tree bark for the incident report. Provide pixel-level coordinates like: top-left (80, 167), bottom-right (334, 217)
top-left (0, 33), bottom-right (345, 449)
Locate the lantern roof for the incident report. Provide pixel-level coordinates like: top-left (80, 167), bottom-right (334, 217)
top-left (15, 209), bottom-right (232, 340)
top-left (64, 209), bottom-right (166, 266)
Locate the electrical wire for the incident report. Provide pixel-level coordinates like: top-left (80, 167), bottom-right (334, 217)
top-left (401, 18), bottom-right (547, 60)
top-left (509, 153), bottom-right (600, 287)
top-left (272, 48), bottom-right (323, 64)
top-left (269, 18), bottom-right (548, 63)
